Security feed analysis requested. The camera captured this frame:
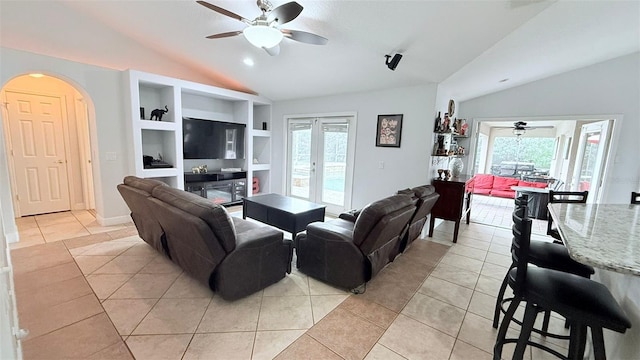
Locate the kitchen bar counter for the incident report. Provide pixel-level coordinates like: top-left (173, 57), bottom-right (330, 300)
top-left (548, 203), bottom-right (640, 276)
top-left (548, 202), bottom-right (640, 359)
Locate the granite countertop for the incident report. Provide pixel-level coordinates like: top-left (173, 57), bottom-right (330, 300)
top-left (548, 203), bottom-right (640, 276)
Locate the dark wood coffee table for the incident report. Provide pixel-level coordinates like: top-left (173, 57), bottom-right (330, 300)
top-left (243, 194), bottom-right (326, 239)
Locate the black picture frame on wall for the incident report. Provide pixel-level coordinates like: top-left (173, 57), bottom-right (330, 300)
top-left (376, 114), bottom-right (403, 147)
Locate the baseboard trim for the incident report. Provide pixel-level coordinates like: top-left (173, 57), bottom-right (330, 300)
top-left (6, 230), bottom-right (19, 244)
top-left (96, 214), bottom-right (131, 227)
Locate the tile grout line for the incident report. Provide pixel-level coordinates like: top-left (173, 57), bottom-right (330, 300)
top-left (290, 243), bottom-right (451, 360)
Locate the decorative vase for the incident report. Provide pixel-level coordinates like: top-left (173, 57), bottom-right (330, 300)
top-left (449, 157), bottom-right (464, 177)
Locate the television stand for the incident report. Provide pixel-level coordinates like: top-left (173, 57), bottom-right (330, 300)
top-left (184, 171), bottom-right (247, 206)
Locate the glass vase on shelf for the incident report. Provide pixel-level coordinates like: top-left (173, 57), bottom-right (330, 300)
top-left (449, 157), bottom-right (464, 177)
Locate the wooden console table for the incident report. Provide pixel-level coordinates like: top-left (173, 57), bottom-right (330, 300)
top-left (428, 175), bottom-right (473, 243)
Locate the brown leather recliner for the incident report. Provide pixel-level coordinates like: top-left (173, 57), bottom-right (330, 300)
top-left (294, 194), bottom-right (415, 290)
top-left (118, 176), bottom-right (293, 300)
top-left (117, 176), bottom-right (169, 256)
top-left (400, 185), bottom-right (440, 251)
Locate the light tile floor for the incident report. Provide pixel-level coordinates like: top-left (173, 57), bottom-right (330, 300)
top-left (471, 194), bottom-right (549, 235)
top-left (11, 209), bottom-right (571, 359)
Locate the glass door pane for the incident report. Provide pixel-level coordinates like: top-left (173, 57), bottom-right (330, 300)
top-left (576, 133), bottom-right (599, 192)
top-left (571, 120), bottom-right (612, 203)
top-left (288, 121), bottom-right (313, 200)
top-left (319, 122), bottom-right (349, 206)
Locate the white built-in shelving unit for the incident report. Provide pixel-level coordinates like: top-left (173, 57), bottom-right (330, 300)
top-left (125, 70), bottom-right (272, 194)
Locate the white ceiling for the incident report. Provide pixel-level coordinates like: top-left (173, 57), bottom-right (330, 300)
top-left (1, 1), bottom-right (638, 101)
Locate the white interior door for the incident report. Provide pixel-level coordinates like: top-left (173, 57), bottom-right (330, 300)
top-left (287, 116), bottom-right (356, 215)
top-left (6, 91), bottom-right (71, 215)
top-left (571, 120), bottom-right (612, 203)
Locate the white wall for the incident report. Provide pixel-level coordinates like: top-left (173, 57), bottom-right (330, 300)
top-left (460, 52), bottom-right (640, 203)
top-left (0, 47), bottom-right (133, 223)
top-left (272, 84), bottom-right (438, 209)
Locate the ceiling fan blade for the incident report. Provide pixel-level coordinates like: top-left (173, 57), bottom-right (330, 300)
top-left (206, 31), bottom-right (243, 39)
top-left (494, 125), bottom-right (555, 129)
top-left (263, 45), bottom-right (280, 56)
top-left (196, 1), bottom-right (251, 24)
top-left (281, 29), bottom-right (328, 45)
top-left (267, 1), bottom-right (303, 25)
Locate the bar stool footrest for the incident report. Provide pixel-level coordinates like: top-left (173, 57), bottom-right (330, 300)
top-left (500, 297), bottom-right (571, 340)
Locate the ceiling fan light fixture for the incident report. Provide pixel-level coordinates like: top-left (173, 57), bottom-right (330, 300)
top-left (243, 25), bottom-right (283, 49)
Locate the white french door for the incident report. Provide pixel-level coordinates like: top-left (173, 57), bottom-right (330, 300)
top-left (571, 120), bottom-right (612, 203)
top-left (286, 115), bottom-right (356, 215)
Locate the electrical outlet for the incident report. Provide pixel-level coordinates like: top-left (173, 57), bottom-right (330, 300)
top-left (378, 161), bottom-right (384, 169)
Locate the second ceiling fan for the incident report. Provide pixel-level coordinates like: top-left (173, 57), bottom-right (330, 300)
top-left (197, 0), bottom-right (328, 56)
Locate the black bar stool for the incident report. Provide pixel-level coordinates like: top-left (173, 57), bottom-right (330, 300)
top-left (494, 195), bottom-right (594, 333)
top-left (631, 191), bottom-right (640, 204)
top-left (494, 208), bottom-right (631, 360)
top-left (546, 190), bottom-right (588, 244)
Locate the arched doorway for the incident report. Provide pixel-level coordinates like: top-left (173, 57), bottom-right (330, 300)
top-left (1, 74), bottom-right (96, 217)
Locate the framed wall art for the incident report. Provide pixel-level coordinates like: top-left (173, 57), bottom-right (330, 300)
top-left (376, 114), bottom-right (403, 147)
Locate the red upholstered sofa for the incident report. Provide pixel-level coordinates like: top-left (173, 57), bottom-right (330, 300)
top-left (466, 174), bottom-right (547, 199)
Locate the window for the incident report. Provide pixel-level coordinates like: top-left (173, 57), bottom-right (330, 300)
top-left (491, 137), bottom-right (555, 174)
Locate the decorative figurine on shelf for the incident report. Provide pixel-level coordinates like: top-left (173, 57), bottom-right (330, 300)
top-left (457, 146), bottom-right (465, 155)
top-left (434, 112), bottom-right (442, 132)
top-left (437, 169), bottom-right (444, 179)
top-left (436, 135), bottom-right (446, 155)
top-left (460, 119), bottom-right (468, 136)
top-left (443, 113), bottom-right (451, 132)
top-left (453, 118), bottom-right (462, 134)
top-left (150, 105), bottom-right (169, 121)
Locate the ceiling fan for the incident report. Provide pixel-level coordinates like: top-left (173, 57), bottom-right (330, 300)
top-left (492, 121), bottom-right (555, 137)
top-left (196, 0), bottom-right (328, 56)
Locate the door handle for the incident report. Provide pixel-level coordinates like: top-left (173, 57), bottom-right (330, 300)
top-left (55, 160), bottom-right (64, 164)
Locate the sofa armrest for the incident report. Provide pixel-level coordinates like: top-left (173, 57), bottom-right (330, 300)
top-left (295, 220), bottom-right (369, 289)
top-left (338, 209), bottom-right (361, 223)
top-left (235, 226), bottom-right (285, 249)
top-left (215, 226), bottom-right (292, 300)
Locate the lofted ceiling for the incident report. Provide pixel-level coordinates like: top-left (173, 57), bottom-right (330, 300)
top-left (0, 1), bottom-right (638, 102)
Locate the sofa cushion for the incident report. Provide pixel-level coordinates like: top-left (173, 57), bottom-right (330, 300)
top-left (493, 176), bottom-right (519, 192)
top-left (473, 174), bottom-right (495, 190)
top-left (353, 194), bottom-right (413, 247)
top-left (152, 186), bottom-right (237, 253)
top-left (518, 180), bottom-right (548, 189)
top-left (491, 189), bottom-right (516, 199)
top-left (412, 185), bottom-right (436, 198)
top-left (397, 188), bottom-right (414, 195)
top-left (474, 188), bottom-right (492, 195)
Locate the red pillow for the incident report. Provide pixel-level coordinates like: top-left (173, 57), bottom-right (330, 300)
top-left (473, 174), bottom-right (494, 190)
top-left (493, 176), bottom-right (519, 192)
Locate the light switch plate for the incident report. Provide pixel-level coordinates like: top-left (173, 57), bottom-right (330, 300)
top-left (105, 152), bottom-right (117, 161)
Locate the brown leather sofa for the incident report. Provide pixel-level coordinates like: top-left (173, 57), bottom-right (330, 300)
top-left (294, 194), bottom-right (416, 290)
top-left (118, 176), bottom-right (293, 300)
top-left (399, 185), bottom-right (440, 251)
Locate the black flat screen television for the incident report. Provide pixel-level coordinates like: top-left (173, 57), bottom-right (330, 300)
top-left (183, 117), bottom-right (245, 160)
